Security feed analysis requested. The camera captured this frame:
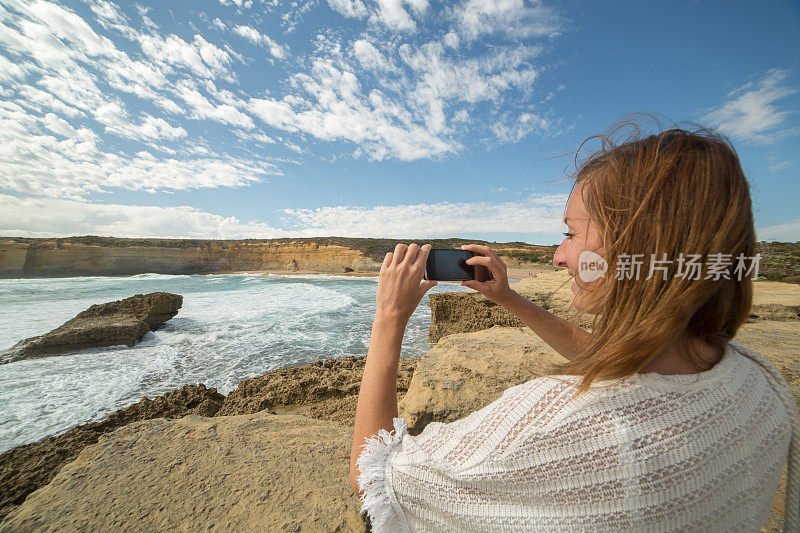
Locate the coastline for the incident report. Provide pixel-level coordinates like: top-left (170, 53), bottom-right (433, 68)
top-left (208, 265), bottom-right (558, 280)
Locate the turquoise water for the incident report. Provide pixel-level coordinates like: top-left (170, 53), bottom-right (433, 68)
top-left (0, 272), bottom-right (474, 453)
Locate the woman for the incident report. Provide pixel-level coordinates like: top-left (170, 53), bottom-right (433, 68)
top-left (349, 124), bottom-right (800, 532)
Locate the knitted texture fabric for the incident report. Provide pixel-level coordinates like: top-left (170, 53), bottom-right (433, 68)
top-left (356, 340), bottom-right (799, 532)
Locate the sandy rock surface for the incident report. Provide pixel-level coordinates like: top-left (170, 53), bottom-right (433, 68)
top-left (0, 292), bottom-right (182, 364)
top-left (0, 384), bottom-right (224, 523)
top-left (399, 326), bottom-right (567, 434)
top-left (0, 413), bottom-right (366, 533)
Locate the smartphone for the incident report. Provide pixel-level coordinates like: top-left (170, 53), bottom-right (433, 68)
top-left (424, 248), bottom-right (493, 282)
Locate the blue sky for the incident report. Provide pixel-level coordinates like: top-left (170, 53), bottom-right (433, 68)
top-left (0, 0), bottom-right (798, 245)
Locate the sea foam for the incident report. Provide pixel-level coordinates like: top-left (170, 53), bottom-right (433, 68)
top-left (0, 272), bottom-right (470, 453)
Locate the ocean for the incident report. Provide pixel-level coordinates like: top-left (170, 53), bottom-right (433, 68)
top-left (0, 272), bottom-right (475, 454)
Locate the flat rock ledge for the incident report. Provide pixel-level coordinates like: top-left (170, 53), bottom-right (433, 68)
top-left (0, 384), bottom-right (224, 523)
top-left (0, 413), bottom-right (366, 533)
top-left (0, 292), bottom-right (183, 364)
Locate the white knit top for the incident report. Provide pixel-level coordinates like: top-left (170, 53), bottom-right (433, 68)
top-left (356, 340), bottom-right (800, 532)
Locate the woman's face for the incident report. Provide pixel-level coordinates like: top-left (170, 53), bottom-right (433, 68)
top-left (553, 181), bottom-right (607, 313)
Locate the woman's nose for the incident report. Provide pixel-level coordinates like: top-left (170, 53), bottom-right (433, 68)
top-left (553, 240), bottom-right (568, 268)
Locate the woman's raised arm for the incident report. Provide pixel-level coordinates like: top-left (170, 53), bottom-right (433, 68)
top-left (460, 244), bottom-right (589, 362)
top-left (350, 243), bottom-right (437, 496)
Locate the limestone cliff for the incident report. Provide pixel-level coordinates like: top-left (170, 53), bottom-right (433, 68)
top-left (0, 238), bottom-right (382, 278)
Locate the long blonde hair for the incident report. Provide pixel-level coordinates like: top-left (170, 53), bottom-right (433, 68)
top-left (545, 119), bottom-right (758, 396)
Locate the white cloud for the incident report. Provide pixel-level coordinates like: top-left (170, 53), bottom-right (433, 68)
top-left (352, 39), bottom-right (391, 71)
top-left (703, 68), bottom-right (798, 144)
top-left (287, 58), bottom-right (458, 160)
top-left (327, 0), bottom-right (368, 19)
top-left (232, 24), bottom-right (288, 59)
top-left (94, 102), bottom-right (187, 140)
top-left (15, 85), bottom-right (84, 117)
top-left (282, 193), bottom-right (567, 237)
top-left (0, 51), bottom-right (30, 82)
top-left (41, 112), bottom-right (77, 137)
top-left (176, 82), bottom-right (255, 129)
top-left (453, 0), bottom-right (563, 41)
top-left (219, 0), bottom-right (254, 9)
top-left (0, 100), bottom-right (272, 199)
top-left (398, 41), bottom-right (540, 134)
top-left (235, 129), bottom-right (276, 143)
top-left (369, 0), bottom-right (428, 31)
top-left (767, 160), bottom-right (794, 173)
top-left (0, 192), bottom-right (570, 240)
top-left (137, 32), bottom-right (234, 81)
top-left (86, 0), bottom-right (137, 39)
top-left (756, 218), bottom-right (800, 242)
top-left (245, 27), bottom-right (547, 159)
top-left (492, 111), bottom-right (549, 143)
top-left (327, 0), bottom-right (427, 31)
top-left (0, 0), bottom-right (563, 175)
top-left (247, 96), bottom-right (298, 130)
top-left (0, 0), bottom-right (183, 119)
top-left (280, 0), bottom-right (316, 33)
top-left (0, 194), bottom-right (286, 239)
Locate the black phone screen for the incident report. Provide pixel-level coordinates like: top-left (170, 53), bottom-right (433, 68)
top-left (425, 249), bottom-right (474, 281)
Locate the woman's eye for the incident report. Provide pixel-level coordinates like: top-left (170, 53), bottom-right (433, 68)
top-left (562, 232), bottom-right (575, 240)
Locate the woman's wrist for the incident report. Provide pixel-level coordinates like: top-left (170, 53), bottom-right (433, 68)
top-left (373, 309), bottom-right (409, 329)
top-left (495, 288), bottom-right (521, 308)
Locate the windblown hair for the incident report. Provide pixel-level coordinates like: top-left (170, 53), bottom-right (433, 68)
top-left (545, 117), bottom-right (758, 396)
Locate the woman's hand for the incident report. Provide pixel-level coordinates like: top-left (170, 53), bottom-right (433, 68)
top-left (376, 243), bottom-right (438, 324)
top-left (459, 244), bottom-right (516, 305)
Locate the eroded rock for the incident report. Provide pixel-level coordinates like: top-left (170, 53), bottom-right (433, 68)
top-left (216, 355), bottom-right (417, 424)
top-left (0, 292), bottom-right (182, 364)
top-left (0, 384), bottom-right (224, 523)
top-left (0, 413), bottom-right (365, 533)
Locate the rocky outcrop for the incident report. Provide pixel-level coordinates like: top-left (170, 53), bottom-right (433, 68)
top-left (0, 384), bottom-right (224, 523)
top-left (0, 292), bottom-right (182, 364)
top-left (399, 326), bottom-right (567, 435)
top-left (216, 355), bottom-right (418, 426)
top-left (0, 413), bottom-right (366, 533)
top-left (0, 238), bottom-right (382, 278)
top-left (429, 271), bottom-right (593, 342)
top-left (429, 271), bottom-right (800, 343)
